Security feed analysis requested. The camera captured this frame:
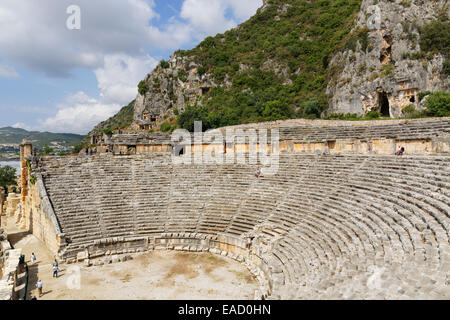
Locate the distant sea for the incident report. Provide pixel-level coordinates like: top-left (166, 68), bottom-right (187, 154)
top-left (0, 161), bottom-right (21, 173)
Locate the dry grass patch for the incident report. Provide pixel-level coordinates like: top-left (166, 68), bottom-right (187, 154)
top-left (109, 270), bottom-right (122, 278)
top-left (121, 273), bottom-right (133, 283)
top-left (109, 269), bottom-right (134, 283)
top-left (162, 251), bottom-right (232, 282)
top-left (164, 260), bottom-right (199, 280)
top-left (86, 277), bottom-right (102, 286)
top-left (155, 279), bottom-right (176, 288)
top-left (207, 289), bottom-right (218, 295)
top-left (229, 269), bottom-right (256, 284)
top-left (134, 252), bottom-right (160, 268)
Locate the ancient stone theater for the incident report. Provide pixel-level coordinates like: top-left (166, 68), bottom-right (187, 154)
top-left (1, 117), bottom-right (450, 299)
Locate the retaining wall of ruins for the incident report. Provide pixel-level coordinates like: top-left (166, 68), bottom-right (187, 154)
top-left (96, 118), bottom-right (450, 156)
top-left (21, 174), bottom-right (64, 257)
top-left (0, 229), bottom-right (21, 300)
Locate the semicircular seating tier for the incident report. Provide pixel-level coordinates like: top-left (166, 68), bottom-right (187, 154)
top-left (34, 152), bottom-right (450, 299)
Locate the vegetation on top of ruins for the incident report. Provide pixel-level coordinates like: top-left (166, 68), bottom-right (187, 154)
top-left (323, 111), bottom-right (386, 121)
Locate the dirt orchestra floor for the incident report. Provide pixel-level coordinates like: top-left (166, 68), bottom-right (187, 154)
top-left (7, 231), bottom-right (257, 300)
top-left (33, 250), bottom-right (258, 300)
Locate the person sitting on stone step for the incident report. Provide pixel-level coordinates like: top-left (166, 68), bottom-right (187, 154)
top-left (395, 146), bottom-right (405, 156)
top-left (255, 166), bottom-right (261, 179)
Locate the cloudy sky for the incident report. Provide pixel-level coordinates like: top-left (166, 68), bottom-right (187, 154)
top-left (0, 0), bottom-right (262, 134)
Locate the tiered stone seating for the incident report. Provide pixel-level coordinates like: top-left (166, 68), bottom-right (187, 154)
top-left (278, 119), bottom-right (450, 142)
top-left (35, 152), bottom-right (449, 299)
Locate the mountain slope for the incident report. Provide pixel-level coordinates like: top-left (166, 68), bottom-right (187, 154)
top-left (91, 0), bottom-right (449, 135)
top-left (0, 127), bottom-right (84, 149)
top-left (132, 0), bottom-right (365, 132)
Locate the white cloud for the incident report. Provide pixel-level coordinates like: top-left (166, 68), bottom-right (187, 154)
top-left (0, 0), bottom-right (263, 134)
top-left (177, 0), bottom-right (262, 42)
top-left (38, 92), bottom-right (121, 134)
top-left (12, 122), bottom-right (31, 130)
top-left (0, 0), bottom-right (160, 76)
top-left (180, 0), bottom-right (236, 35)
top-left (0, 64), bottom-right (20, 78)
top-left (34, 54), bottom-right (159, 134)
top-left (94, 54), bottom-right (158, 105)
top-left (227, 0), bottom-right (263, 20)
top-left (147, 20), bottom-right (195, 49)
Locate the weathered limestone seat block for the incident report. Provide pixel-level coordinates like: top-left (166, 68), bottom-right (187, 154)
top-left (31, 151), bottom-right (450, 299)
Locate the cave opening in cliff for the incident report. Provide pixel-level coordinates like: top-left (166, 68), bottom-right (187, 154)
top-left (379, 92), bottom-right (390, 117)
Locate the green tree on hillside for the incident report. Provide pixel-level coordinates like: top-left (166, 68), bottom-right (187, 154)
top-left (0, 165), bottom-right (17, 188)
top-left (424, 91), bottom-right (450, 117)
top-left (43, 145), bottom-right (54, 155)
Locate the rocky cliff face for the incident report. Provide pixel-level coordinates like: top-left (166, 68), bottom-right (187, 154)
top-left (132, 55), bottom-right (216, 131)
top-left (326, 0), bottom-right (449, 117)
top-left (130, 0), bottom-right (449, 132)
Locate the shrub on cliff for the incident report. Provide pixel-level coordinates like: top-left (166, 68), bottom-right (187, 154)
top-left (366, 111), bottom-right (381, 119)
top-left (419, 17), bottom-right (450, 56)
top-left (160, 60), bottom-right (170, 69)
top-left (138, 80), bottom-right (149, 95)
top-left (301, 98), bottom-right (325, 119)
top-left (424, 91), bottom-right (450, 117)
top-left (160, 122), bottom-right (173, 133)
top-left (177, 105), bottom-right (212, 132)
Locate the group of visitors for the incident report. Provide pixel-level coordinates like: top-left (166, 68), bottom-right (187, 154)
top-left (28, 252), bottom-right (60, 299)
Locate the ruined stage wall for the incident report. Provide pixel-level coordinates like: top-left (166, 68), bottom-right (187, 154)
top-left (125, 135), bottom-right (449, 156)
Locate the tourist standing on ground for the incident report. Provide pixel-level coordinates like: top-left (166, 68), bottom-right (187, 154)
top-left (52, 264), bottom-right (58, 278)
top-left (247, 237), bottom-right (252, 249)
top-left (31, 252), bottom-right (37, 264)
top-left (36, 280), bottom-right (43, 297)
